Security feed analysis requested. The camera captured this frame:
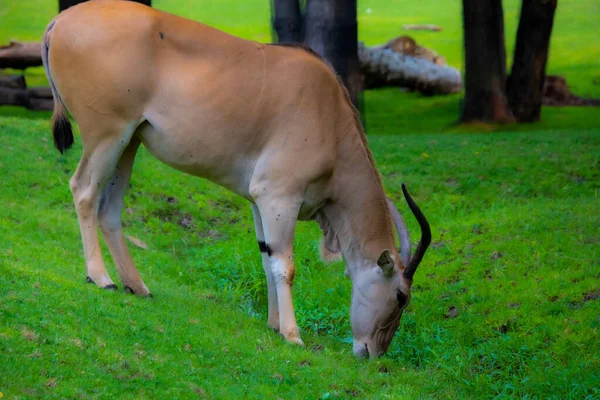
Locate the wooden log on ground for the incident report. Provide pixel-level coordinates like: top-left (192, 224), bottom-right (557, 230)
top-left (0, 74), bottom-right (26, 89)
top-left (0, 86), bottom-right (53, 110)
top-left (402, 24), bottom-right (442, 32)
top-left (0, 41), bottom-right (43, 70)
top-left (28, 86), bottom-right (53, 99)
top-left (358, 42), bottom-right (462, 95)
top-left (27, 97), bottom-right (54, 111)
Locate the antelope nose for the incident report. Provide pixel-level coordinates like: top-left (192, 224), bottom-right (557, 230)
top-left (353, 340), bottom-right (369, 359)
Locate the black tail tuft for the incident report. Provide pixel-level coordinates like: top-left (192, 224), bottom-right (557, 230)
top-left (52, 111), bottom-right (74, 154)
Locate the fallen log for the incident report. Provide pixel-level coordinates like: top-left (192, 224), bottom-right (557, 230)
top-left (0, 86), bottom-right (53, 110)
top-left (28, 86), bottom-right (52, 99)
top-left (358, 41), bottom-right (462, 95)
top-left (402, 24), bottom-right (442, 32)
top-left (0, 41), bottom-right (43, 70)
top-left (0, 74), bottom-right (26, 89)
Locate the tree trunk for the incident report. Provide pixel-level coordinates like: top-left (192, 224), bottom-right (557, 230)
top-left (272, 0), bottom-right (303, 43)
top-left (59, 0), bottom-right (151, 12)
top-left (304, 0), bottom-right (361, 106)
top-left (507, 0), bottom-right (558, 122)
top-left (460, 0), bottom-right (514, 123)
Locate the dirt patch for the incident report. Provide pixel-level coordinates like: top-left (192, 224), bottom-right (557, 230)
top-left (583, 291), bottom-right (600, 302)
top-left (198, 229), bottom-right (228, 241)
top-left (497, 319), bottom-right (518, 334)
top-left (445, 306), bottom-right (459, 319)
top-left (311, 344), bottom-right (324, 352)
top-left (179, 214), bottom-right (193, 229)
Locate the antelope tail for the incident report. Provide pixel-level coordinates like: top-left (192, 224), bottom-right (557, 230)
top-left (42, 20), bottom-right (73, 154)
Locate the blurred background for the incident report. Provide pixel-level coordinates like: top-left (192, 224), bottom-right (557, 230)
top-left (1, 0), bottom-right (598, 132)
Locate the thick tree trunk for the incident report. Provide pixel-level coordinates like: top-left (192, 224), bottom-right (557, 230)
top-left (59, 0), bottom-right (150, 12)
top-left (461, 0), bottom-right (514, 123)
top-left (304, 0), bottom-right (362, 106)
top-left (272, 0), bottom-right (303, 43)
top-left (507, 0), bottom-right (558, 122)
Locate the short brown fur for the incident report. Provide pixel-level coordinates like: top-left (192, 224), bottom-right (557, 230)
top-left (42, 0), bottom-right (430, 357)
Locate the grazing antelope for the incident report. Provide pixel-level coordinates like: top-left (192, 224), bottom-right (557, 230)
top-left (42, 0), bottom-right (431, 358)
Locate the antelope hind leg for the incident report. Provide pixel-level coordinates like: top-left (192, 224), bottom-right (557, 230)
top-left (70, 151), bottom-right (116, 289)
top-left (70, 120), bottom-right (137, 292)
top-left (98, 134), bottom-right (151, 297)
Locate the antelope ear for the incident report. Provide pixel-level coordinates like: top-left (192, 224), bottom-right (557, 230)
top-left (377, 249), bottom-right (394, 276)
top-left (315, 212), bottom-right (341, 261)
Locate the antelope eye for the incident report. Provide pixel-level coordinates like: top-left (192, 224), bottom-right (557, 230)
top-left (396, 290), bottom-right (408, 307)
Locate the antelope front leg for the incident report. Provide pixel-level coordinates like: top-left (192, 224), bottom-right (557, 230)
top-left (251, 205), bottom-right (279, 331)
top-left (255, 197), bottom-right (303, 345)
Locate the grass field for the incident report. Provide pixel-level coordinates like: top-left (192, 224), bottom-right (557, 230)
top-left (1, 0), bottom-right (599, 399)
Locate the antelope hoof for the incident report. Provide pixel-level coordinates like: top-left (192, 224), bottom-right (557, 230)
top-left (86, 276), bottom-right (117, 290)
top-left (285, 335), bottom-right (304, 346)
top-left (267, 320), bottom-right (280, 332)
top-left (124, 285), bottom-right (153, 298)
top-left (281, 330), bottom-right (304, 345)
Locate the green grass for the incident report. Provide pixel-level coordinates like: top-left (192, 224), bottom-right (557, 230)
top-left (1, 0), bottom-right (600, 399)
top-left (1, 118), bottom-right (599, 399)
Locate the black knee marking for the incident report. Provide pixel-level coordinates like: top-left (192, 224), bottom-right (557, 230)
top-left (258, 241), bottom-right (273, 257)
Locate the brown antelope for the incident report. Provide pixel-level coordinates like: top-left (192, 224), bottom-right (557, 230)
top-left (42, 0), bottom-right (431, 358)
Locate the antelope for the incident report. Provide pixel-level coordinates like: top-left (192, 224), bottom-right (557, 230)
top-left (42, 0), bottom-right (431, 358)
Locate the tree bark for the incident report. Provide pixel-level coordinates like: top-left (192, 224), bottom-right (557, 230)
top-left (59, 0), bottom-right (151, 12)
top-left (304, 0), bottom-right (362, 106)
top-left (507, 0), bottom-right (558, 122)
top-left (460, 0), bottom-right (514, 123)
top-left (272, 0), bottom-right (303, 43)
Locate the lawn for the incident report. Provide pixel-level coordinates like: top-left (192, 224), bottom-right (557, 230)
top-left (1, 0), bottom-right (599, 399)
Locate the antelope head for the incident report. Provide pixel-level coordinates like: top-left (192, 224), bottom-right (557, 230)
top-left (350, 184), bottom-right (431, 359)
